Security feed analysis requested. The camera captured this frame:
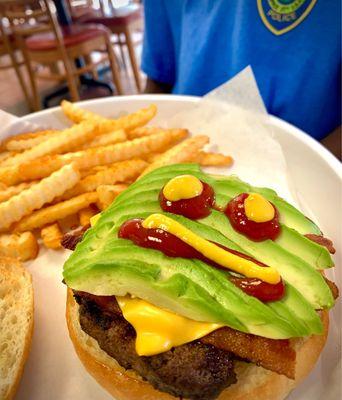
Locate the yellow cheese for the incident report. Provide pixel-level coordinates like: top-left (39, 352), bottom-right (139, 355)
top-left (117, 296), bottom-right (222, 356)
top-left (163, 174), bottom-right (203, 201)
top-left (90, 213), bottom-right (101, 227)
top-left (244, 193), bottom-right (275, 223)
top-left (142, 213), bottom-right (280, 284)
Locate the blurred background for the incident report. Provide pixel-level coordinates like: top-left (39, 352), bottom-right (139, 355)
top-left (0, 0), bottom-right (145, 115)
top-left (0, 0), bottom-right (340, 157)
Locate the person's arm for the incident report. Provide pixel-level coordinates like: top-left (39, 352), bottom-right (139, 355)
top-left (144, 78), bottom-right (173, 94)
top-left (320, 126), bottom-right (341, 160)
top-left (141, 0), bottom-right (175, 93)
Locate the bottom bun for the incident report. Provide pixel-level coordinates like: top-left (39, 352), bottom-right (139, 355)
top-left (66, 289), bottom-right (328, 400)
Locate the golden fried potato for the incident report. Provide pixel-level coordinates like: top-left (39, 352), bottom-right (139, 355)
top-left (0, 130), bottom-right (187, 187)
top-left (128, 127), bottom-right (188, 140)
top-left (140, 135), bottom-right (209, 176)
top-left (0, 231), bottom-right (39, 261)
top-left (59, 159), bottom-right (147, 201)
top-left (14, 192), bottom-right (98, 232)
top-left (0, 151), bottom-right (16, 165)
top-left (61, 100), bottom-right (157, 134)
top-left (192, 151), bottom-right (233, 167)
top-left (78, 206), bottom-right (98, 227)
top-left (70, 130), bottom-right (187, 170)
top-left (82, 129), bottom-right (127, 149)
top-left (61, 100), bottom-right (103, 123)
top-left (0, 163), bottom-right (80, 230)
top-left (96, 184), bottom-right (128, 210)
top-left (4, 130), bottom-right (60, 151)
top-left (0, 156), bottom-right (67, 186)
top-left (1, 121), bottom-right (97, 167)
top-left (41, 223), bottom-right (63, 249)
top-left (0, 181), bottom-right (38, 203)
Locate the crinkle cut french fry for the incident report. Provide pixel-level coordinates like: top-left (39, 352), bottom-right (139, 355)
top-left (192, 151), bottom-right (233, 167)
top-left (0, 129), bottom-right (187, 187)
top-left (140, 135), bottom-right (209, 177)
top-left (61, 100), bottom-right (157, 134)
top-left (0, 163), bottom-right (80, 230)
top-left (0, 129), bottom-right (57, 151)
top-left (72, 130), bottom-right (187, 170)
top-left (0, 156), bottom-right (68, 186)
top-left (0, 151), bottom-right (16, 165)
top-left (5, 130), bottom-right (61, 151)
top-left (128, 126), bottom-right (165, 139)
top-left (78, 206), bottom-right (98, 227)
top-left (96, 184), bottom-right (128, 210)
top-left (128, 127), bottom-right (188, 140)
top-left (41, 223), bottom-right (63, 249)
top-left (1, 121), bottom-right (97, 167)
top-left (145, 152), bottom-right (162, 163)
top-left (2, 129), bottom-right (58, 143)
top-left (61, 99), bottom-right (104, 123)
top-left (14, 192), bottom-right (98, 232)
top-left (81, 129), bottom-right (127, 149)
top-left (0, 231), bottom-right (39, 261)
top-left (0, 181), bottom-right (38, 203)
top-left (59, 159), bottom-right (147, 200)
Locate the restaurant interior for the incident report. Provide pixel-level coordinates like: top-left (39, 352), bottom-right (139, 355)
top-left (0, 0), bottom-right (144, 116)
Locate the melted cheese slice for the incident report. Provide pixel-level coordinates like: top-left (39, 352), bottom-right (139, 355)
top-left (163, 174), bottom-right (203, 201)
top-left (142, 213), bottom-right (280, 284)
top-left (244, 193), bottom-right (275, 223)
top-left (90, 213), bottom-right (101, 226)
top-left (117, 296), bottom-right (222, 356)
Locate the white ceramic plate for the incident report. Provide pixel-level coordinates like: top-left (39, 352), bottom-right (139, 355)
top-left (3, 95), bottom-right (340, 400)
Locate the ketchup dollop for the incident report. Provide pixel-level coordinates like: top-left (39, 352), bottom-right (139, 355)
top-left (225, 193), bottom-right (281, 241)
top-left (119, 218), bottom-right (285, 302)
top-left (159, 181), bottom-right (215, 220)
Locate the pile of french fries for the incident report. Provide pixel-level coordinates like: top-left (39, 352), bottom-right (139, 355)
top-left (0, 101), bottom-right (233, 261)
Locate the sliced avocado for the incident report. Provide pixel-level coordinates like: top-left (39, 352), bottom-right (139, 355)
top-left (64, 238), bottom-right (311, 338)
top-left (63, 163), bottom-right (333, 340)
top-left (211, 191), bottom-right (333, 270)
top-left (213, 176), bottom-right (321, 235)
top-left (202, 210), bottom-right (334, 309)
top-left (87, 176), bottom-right (334, 310)
top-left (276, 225), bottom-right (334, 269)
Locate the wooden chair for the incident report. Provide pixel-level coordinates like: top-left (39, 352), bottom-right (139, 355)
top-left (0, 19), bottom-right (32, 110)
top-left (0, 0), bottom-right (123, 111)
top-left (75, 2), bottom-right (143, 92)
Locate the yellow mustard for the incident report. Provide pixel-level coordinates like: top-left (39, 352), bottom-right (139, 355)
top-left (244, 193), bottom-right (275, 223)
top-left (142, 213), bottom-right (280, 284)
top-left (163, 174), bottom-right (203, 201)
top-left (117, 296), bottom-right (222, 356)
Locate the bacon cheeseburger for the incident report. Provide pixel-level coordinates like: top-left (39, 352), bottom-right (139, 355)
top-left (63, 164), bottom-right (338, 400)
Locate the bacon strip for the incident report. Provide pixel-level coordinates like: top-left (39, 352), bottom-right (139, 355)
top-left (201, 326), bottom-right (296, 379)
top-left (305, 233), bottom-right (336, 254)
top-left (61, 225), bottom-right (88, 250)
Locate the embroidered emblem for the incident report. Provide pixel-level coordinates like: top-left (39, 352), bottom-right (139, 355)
top-left (257, 0), bottom-right (317, 35)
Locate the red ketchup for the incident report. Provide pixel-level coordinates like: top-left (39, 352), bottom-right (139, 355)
top-left (225, 193), bottom-right (281, 241)
top-left (119, 219), bottom-right (285, 302)
top-left (159, 181), bottom-right (215, 219)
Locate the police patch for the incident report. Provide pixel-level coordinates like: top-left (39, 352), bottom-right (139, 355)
top-left (257, 0), bottom-right (317, 35)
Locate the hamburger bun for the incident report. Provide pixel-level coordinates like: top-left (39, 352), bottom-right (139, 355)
top-left (0, 258), bottom-right (34, 400)
top-left (66, 289), bottom-right (329, 400)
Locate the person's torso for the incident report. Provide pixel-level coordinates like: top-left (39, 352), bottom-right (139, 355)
top-left (163, 0), bottom-right (341, 139)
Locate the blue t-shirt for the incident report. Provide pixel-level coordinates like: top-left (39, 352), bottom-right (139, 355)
top-left (142, 0), bottom-right (341, 140)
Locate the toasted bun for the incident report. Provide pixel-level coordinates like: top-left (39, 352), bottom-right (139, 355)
top-left (0, 258), bottom-right (34, 400)
top-left (66, 289), bottom-right (328, 400)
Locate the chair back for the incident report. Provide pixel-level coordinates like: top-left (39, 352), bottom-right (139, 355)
top-left (0, 0), bottom-right (51, 35)
top-left (0, 0), bottom-right (75, 74)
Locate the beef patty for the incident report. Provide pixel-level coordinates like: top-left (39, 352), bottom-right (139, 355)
top-left (74, 292), bottom-right (237, 400)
